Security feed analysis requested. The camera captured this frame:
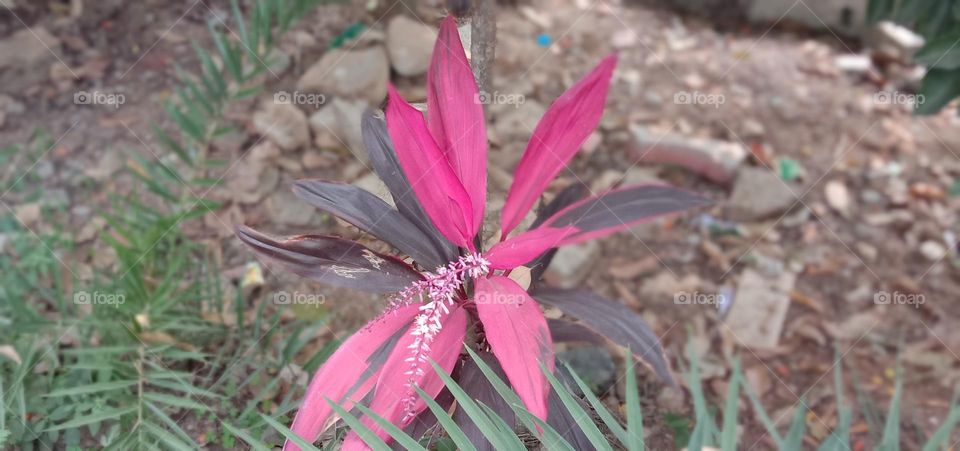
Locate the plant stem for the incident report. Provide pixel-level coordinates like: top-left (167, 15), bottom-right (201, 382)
top-left (470, 0), bottom-right (496, 99)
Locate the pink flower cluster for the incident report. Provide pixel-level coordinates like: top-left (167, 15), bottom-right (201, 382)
top-left (392, 254), bottom-right (491, 420)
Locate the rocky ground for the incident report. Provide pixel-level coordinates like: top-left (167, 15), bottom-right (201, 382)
top-left (3, 0), bottom-right (960, 448)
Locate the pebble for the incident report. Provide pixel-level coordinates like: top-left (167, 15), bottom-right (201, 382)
top-left (308, 98), bottom-right (366, 155)
top-left (920, 240), bottom-right (947, 262)
top-left (824, 180), bottom-right (851, 216)
top-left (630, 126), bottom-right (748, 185)
top-left (728, 167), bottom-right (796, 221)
top-left (296, 46), bottom-right (389, 104)
top-left (386, 15), bottom-right (437, 76)
top-left (252, 102), bottom-right (309, 151)
top-left (557, 346), bottom-right (615, 394)
top-left (724, 269), bottom-right (796, 349)
top-left (548, 241), bottom-right (599, 287)
top-left (0, 27), bottom-right (60, 70)
top-left (610, 29), bottom-right (637, 49)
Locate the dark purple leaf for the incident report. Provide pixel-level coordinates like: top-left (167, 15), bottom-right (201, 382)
top-left (527, 183), bottom-right (589, 282)
top-left (547, 319), bottom-right (605, 345)
top-left (540, 184), bottom-right (713, 245)
top-left (531, 287), bottom-right (675, 386)
top-left (292, 180), bottom-right (446, 269)
top-left (362, 110), bottom-right (458, 268)
top-left (235, 225), bottom-right (421, 293)
top-left (454, 351), bottom-right (516, 451)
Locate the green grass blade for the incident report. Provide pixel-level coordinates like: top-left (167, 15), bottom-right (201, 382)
top-left (259, 413), bottom-right (322, 451)
top-left (782, 401), bottom-right (807, 451)
top-left (427, 358), bottom-right (520, 451)
top-left (879, 365), bottom-right (902, 451)
top-left (539, 362), bottom-right (613, 451)
top-left (221, 422), bottom-right (272, 451)
top-left (720, 359), bottom-right (742, 451)
top-left (352, 403), bottom-right (427, 451)
top-left (45, 406), bottom-right (137, 432)
top-left (414, 385), bottom-right (477, 451)
top-left (922, 389), bottom-right (960, 451)
top-left (562, 361), bottom-right (628, 444)
top-left (625, 360), bottom-right (645, 451)
top-left (143, 392), bottom-right (211, 411)
top-left (44, 380), bottom-right (138, 397)
top-left (325, 399), bottom-right (392, 451)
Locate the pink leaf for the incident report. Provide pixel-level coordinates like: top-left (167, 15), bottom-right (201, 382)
top-left (341, 305), bottom-right (468, 448)
top-left (427, 16), bottom-right (487, 233)
top-left (500, 54), bottom-right (617, 237)
top-left (284, 305), bottom-right (420, 451)
top-left (385, 85), bottom-right (476, 249)
top-left (484, 226), bottom-right (577, 270)
top-left (474, 276), bottom-right (554, 421)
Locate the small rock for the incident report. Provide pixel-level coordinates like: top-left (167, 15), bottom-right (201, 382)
top-left (610, 29), bottom-right (636, 49)
top-left (492, 100), bottom-right (546, 145)
top-left (253, 102), bottom-right (309, 151)
top-left (581, 130), bottom-right (602, 155)
top-left (824, 180), bottom-right (851, 216)
top-left (608, 256), bottom-right (659, 279)
top-left (621, 167), bottom-right (664, 185)
top-left (296, 46), bottom-right (389, 104)
top-left (630, 125), bottom-right (747, 185)
top-left (868, 21), bottom-right (925, 63)
top-left (0, 27), bottom-right (60, 70)
top-left (728, 167), bottom-right (796, 221)
top-left (548, 241), bottom-right (599, 287)
top-left (13, 203), bottom-right (41, 226)
top-left (640, 271), bottom-right (702, 301)
top-left (834, 54), bottom-right (873, 73)
top-left (302, 150), bottom-right (336, 170)
top-left (557, 346), bottom-right (615, 394)
top-left (744, 366), bottom-right (773, 396)
top-left (267, 189), bottom-right (317, 226)
top-left (742, 118), bottom-right (765, 137)
top-left (386, 15), bottom-right (437, 76)
top-left (85, 149), bottom-right (125, 181)
top-left (725, 269), bottom-right (796, 349)
top-left (77, 217), bottom-right (107, 242)
top-left (35, 160), bottom-right (54, 178)
top-left (920, 240), bottom-right (947, 262)
top-left (352, 172), bottom-right (394, 207)
top-left (856, 242), bottom-right (879, 262)
top-left (308, 98), bottom-right (366, 154)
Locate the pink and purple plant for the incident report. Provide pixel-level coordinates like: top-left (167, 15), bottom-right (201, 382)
top-left (237, 16), bottom-right (710, 450)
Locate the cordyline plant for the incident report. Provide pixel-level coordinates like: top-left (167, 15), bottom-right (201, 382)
top-left (237, 16), bottom-right (710, 450)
